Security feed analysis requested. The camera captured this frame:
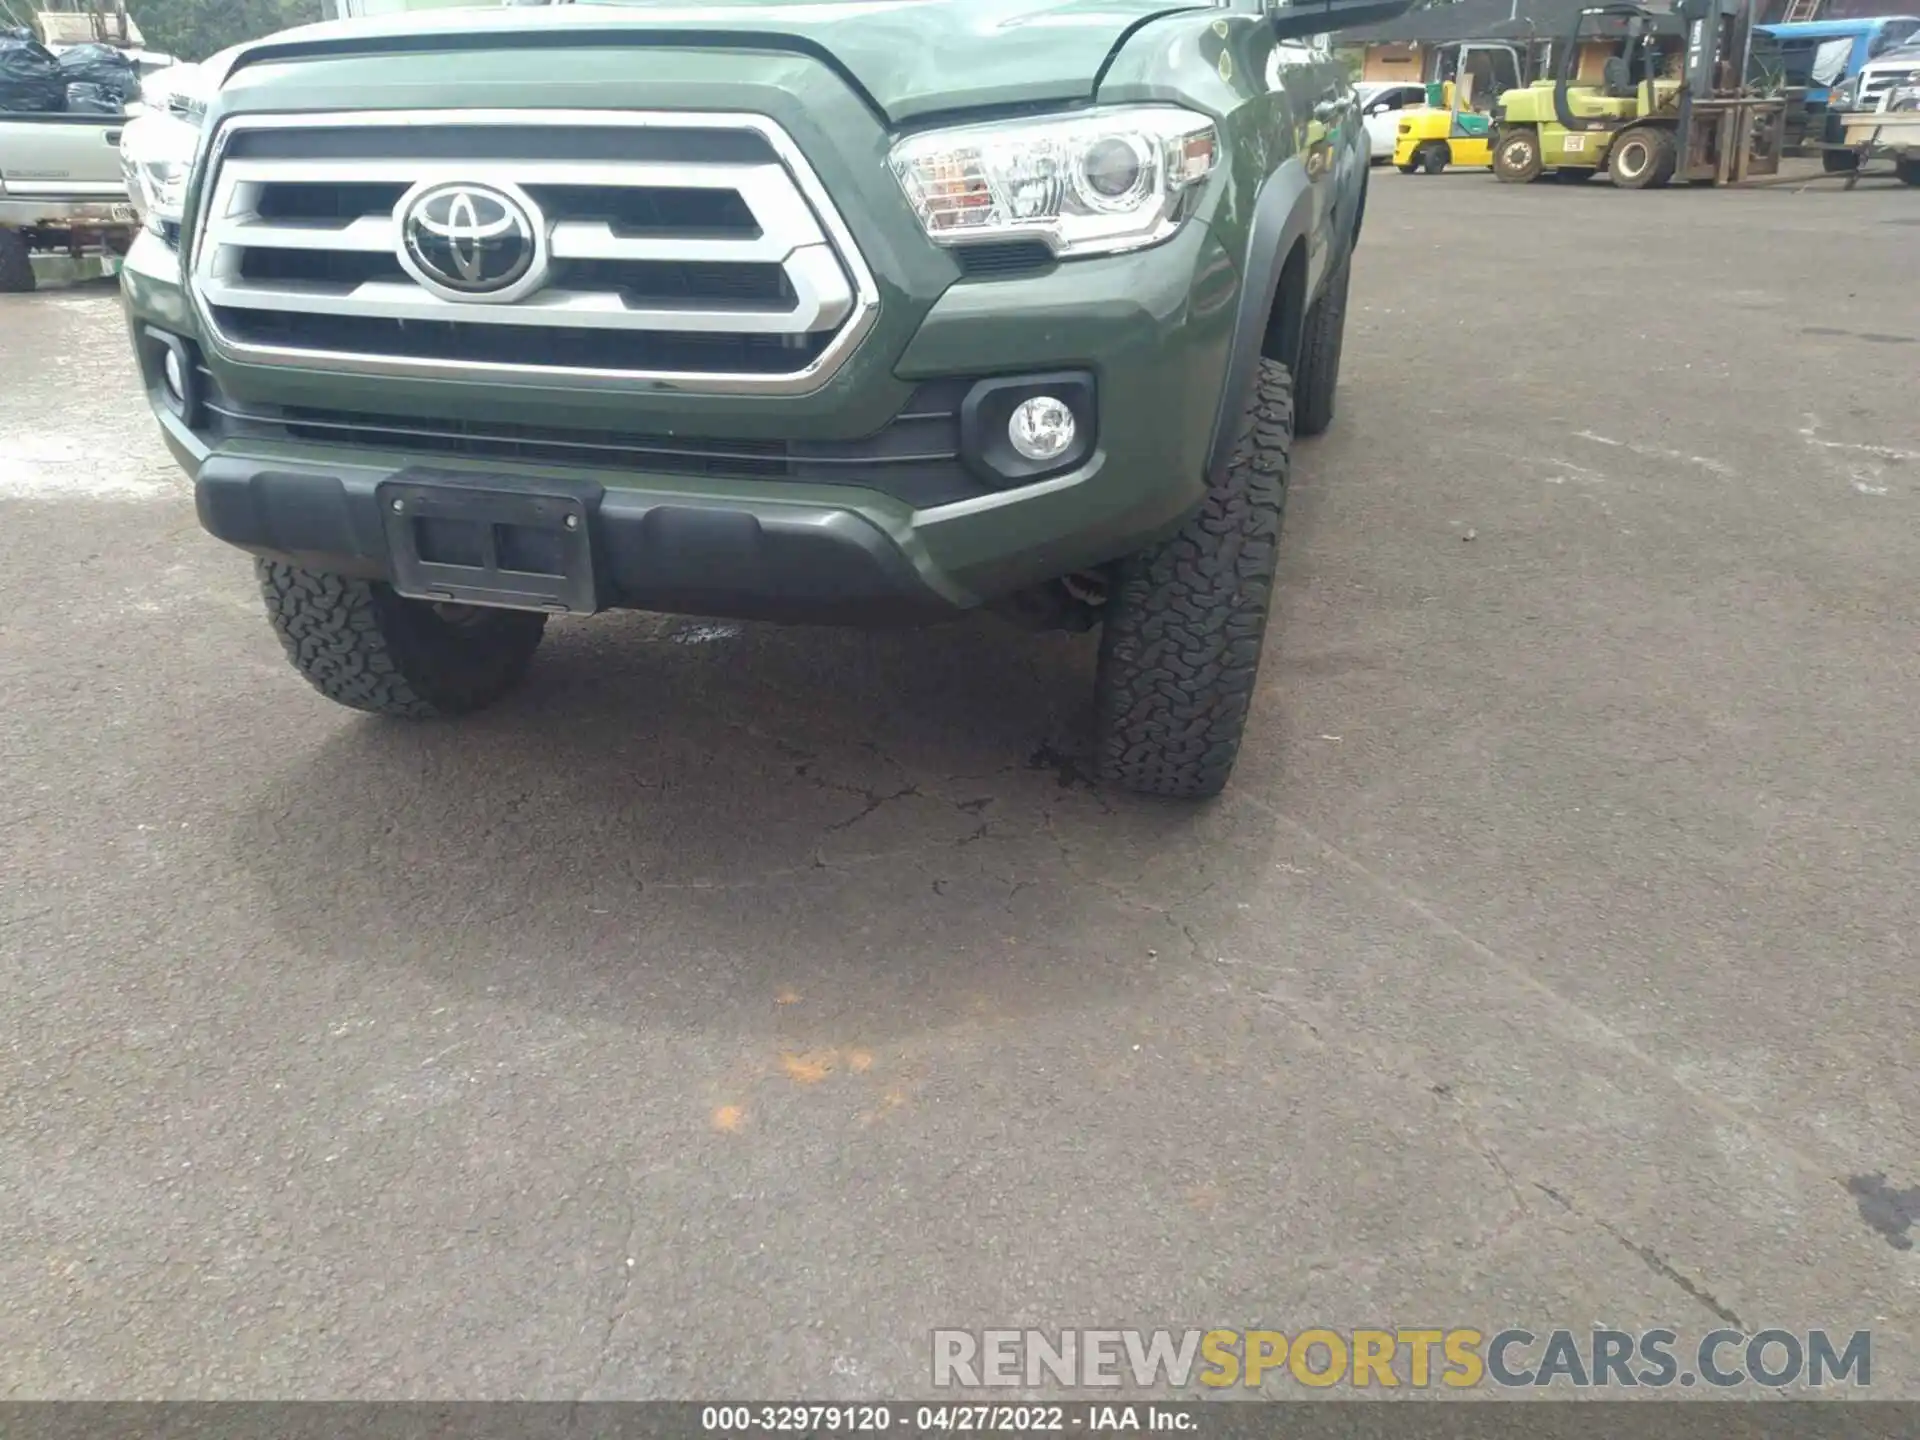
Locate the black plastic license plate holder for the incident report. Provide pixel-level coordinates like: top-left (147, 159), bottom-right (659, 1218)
top-left (379, 472), bottom-right (598, 615)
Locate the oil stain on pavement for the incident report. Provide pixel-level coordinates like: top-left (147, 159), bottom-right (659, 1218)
top-left (1845, 1174), bottom-right (1920, 1251)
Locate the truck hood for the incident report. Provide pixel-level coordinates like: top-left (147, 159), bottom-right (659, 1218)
top-left (219, 0), bottom-right (1212, 125)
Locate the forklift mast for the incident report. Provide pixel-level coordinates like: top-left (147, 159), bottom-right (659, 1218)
top-left (1672, 0), bottom-right (1782, 175)
top-left (1678, 0), bottom-right (1758, 99)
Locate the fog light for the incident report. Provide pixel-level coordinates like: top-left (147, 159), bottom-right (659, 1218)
top-left (1008, 396), bottom-right (1076, 463)
top-left (142, 326), bottom-right (202, 426)
top-left (161, 346), bottom-right (186, 403)
top-left (959, 371), bottom-right (1094, 487)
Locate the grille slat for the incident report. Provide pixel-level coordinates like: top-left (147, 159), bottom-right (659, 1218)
top-left (191, 109), bottom-right (877, 393)
top-left (200, 251), bottom-right (838, 330)
top-left (212, 308), bottom-right (833, 375)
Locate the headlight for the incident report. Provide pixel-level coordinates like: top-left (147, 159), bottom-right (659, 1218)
top-left (120, 111), bottom-right (198, 240)
top-left (889, 106), bottom-right (1218, 260)
top-left (121, 65), bottom-right (209, 243)
top-left (1833, 72), bottom-right (1864, 110)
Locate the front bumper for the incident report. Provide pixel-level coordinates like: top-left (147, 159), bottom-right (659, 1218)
top-left (0, 197), bottom-right (138, 228)
top-left (124, 205), bottom-right (1239, 625)
top-left (1822, 104), bottom-right (1920, 155)
top-left (195, 454), bottom-right (955, 625)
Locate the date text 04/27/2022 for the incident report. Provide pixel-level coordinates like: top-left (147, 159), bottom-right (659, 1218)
top-left (699, 1404), bottom-right (1196, 1433)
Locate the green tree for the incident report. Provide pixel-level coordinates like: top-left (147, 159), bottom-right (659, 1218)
top-left (127, 0), bottom-right (325, 61)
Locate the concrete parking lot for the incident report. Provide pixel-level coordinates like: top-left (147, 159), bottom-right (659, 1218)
top-left (2, 170), bottom-right (1918, 1399)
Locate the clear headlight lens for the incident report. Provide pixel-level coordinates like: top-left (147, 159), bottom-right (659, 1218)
top-left (889, 107), bottom-right (1219, 260)
top-left (120, 112), bottom-right (197, 239)
top-left (121, 65), bottom-right (209, 243)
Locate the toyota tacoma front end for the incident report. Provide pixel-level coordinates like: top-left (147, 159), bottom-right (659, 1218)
top-left (119, 0), bottom-right (1399, 797)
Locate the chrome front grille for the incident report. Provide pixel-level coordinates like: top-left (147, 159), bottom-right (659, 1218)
top-left (1857, 65), bottom-right (1920, 109)
top-left (187, 111), bottom-right (879, 393)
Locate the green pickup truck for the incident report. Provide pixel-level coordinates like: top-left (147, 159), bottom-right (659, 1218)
top-left (119, 0), bottom-right (1403, 797)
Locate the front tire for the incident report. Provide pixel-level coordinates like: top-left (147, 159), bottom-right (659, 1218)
top-left (256, 561), bottom-right (547, 718)
top-left (1609, 126), bottom-right (1676, 189)
top-left (1092, 360), bottom-right (1292, 800)
top-left (1419, 142), bottom-right (1449, 174)
top-left (1292, 253), bottom-right (1350, 438)
top-left (1822, 148), bottom-right (1860, 174)
top-left (1897, 156), bottom-right (1920, 186)
top-left (0, 229), bottom-right (35, 294)
top-left (1494, 127), bottom-right (1544, 183)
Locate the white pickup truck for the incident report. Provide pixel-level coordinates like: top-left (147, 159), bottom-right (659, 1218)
top-left (0, 111), bottom-right (142, 289)
top-left (1820, 38), bottom-right (1920, 182)
top-left (0, 44), bottom-right (175, 290)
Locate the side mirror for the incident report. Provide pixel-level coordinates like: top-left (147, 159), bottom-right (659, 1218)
top-left (1267, 0), bottom-right (1417, 43)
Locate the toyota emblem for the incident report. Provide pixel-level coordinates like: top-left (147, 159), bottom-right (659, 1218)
top-left (397, 180), bottom-right (546, 302)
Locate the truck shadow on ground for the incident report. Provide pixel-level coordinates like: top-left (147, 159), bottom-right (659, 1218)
top-left (229, 611), bottom-right (1275, 1050)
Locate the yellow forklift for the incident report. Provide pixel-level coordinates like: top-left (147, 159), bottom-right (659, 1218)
top-left (1393, 40), bottom-right (1528, 173)
top-left (1492, 0), bottom-right (1786, 186)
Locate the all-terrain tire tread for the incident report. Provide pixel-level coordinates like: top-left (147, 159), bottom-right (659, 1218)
top-left (255, 560), bottom-right (545, 718)
top-left (1092, 359), bottom-right (1293, 800)
top-left (1293, 253), bottom-right (1349, 438)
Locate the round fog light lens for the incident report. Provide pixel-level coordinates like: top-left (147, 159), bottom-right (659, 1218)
top-left (1008, 396), bottom-right (1076, 463)
top-left (161, 346), bottom-right (186, 402)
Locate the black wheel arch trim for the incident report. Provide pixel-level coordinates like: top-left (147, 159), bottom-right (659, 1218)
top-left (1205, 154), bottom-right (1319, 486)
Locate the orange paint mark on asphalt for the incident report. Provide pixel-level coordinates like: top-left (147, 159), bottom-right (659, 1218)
top-left (861, 1087), bottom-right (911, 1126)
top-left (780, 1051), bottom-right (836, 1084)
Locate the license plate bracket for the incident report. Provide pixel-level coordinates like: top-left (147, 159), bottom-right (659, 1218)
top-left (380, 476), bottom-right (598, 615)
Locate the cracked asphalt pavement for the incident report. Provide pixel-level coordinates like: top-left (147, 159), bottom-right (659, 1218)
top-left (2, 172), bottom-right (1918, 1399)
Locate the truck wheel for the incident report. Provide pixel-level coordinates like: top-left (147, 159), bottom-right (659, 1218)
top-left (1494, 128), bottom-right (1543, 183)
top-left (1292, 253), bottom-right (1349, 438)
top-left (1092, 359), bottom-right (1291, 800)
top-left (1897, 157), bottom-right (1920, 186)
top-left (1420, 142), bottom-right (1449, 174)
top-left (1822, 148), bottom-right (1860, 173)
top-left (256, 560), bottom-right (547, 718)
top-left (1609, 127), bottom-right (1676, 189)
top-left (0, 229), bottom-right (35, 294)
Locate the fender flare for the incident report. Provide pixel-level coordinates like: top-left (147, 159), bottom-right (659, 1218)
top-left (1205, 156), bottom-right (1318, 485)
